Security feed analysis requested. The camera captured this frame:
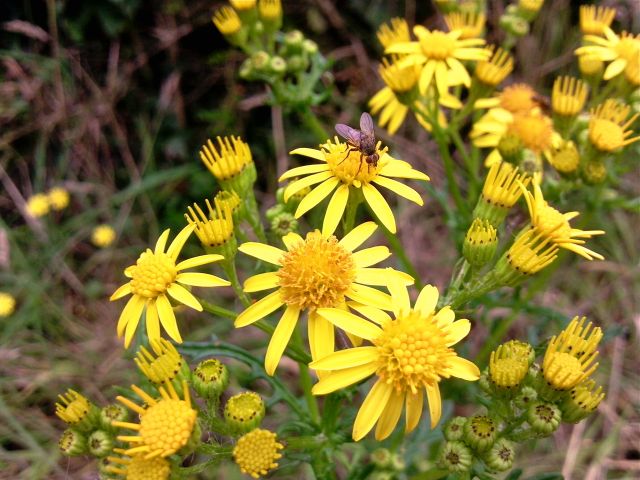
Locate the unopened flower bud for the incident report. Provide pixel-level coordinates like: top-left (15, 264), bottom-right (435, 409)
top-left (484, 437), bottom-right (516, 472)
top-left (224, 392), bottom-right (265, 434)
top-left (370, 448), bottom-right (392, 469)
top-left (527, 401), bottom-right (561, 435)
top-left (302, 39), bottom-right (319, 56)
top-left (284, 30), bottom-right (304, 49)
top-left (99, 404), bottom-right (128, 431)
top-left (439, 441), bottom-right (473, 472)
top-left (463, 415), bottom-right (498, 452)
top-left (500, 15), bottom-right (529, 37)
top-left (88, 430), bottom-right (114, 457)
top-left (560, 379), bottom-right (605, 423)
top-left (579, 55), bottom-right (604, 78)
top-left (271, 212), bottom-right (298, 237)
top-left (251, 51), bottom-right (271, 71)
top-left (55, 389), bottom-right (100, 433)
top-left (443, 416), bottom-right (467, 441)
top-left (582, 160), bottom-right (607, 184)
top-left (549, 140), bottom-right (580, 175)
top-left (269, 56), bottom-right (287, 74)
top-left (193, 359), bottom-right (230, 400)
top-left (59, 429), bottom-right (87, 456)
top-left (463, 219), bottom-right (498, 267)
top-left (514, 385), bottom-right (538, 409)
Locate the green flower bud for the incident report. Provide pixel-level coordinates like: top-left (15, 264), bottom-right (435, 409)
top-left (224, 392), bottom-right (266, 435)
top-left (99, 404), bottom-right (128, 431)
top-left (560, 379), bottom-right (605, 423)
top-left (368, 473), bottom-right (394, 480)
top-left (439, 441), bottom-right (473, 473)
top-left (271, 212), bottom-right (298, 237)
top-left (520, 149), bottom-right (543, 179)
top-left (497, 132), bottom-right (523, 162)
top-left (463, 218), bottom-right (498, 267)
top-left (390, 452), bottom-right (406, 471)
top-left (484, 437), bottom-right (516, 472)
top-left (478, 368), bottom-right (492, 393)
top-left (287, 55), bottom-right (309, 73)
top-left (239, 58), bottom-right (254, 80)
top-left (443, 416), bottom-right (467, 441)
top-left (59, 428), bottom-right (87, 456)
top-left (192, 359), bottom-right (229, 400)
top-left (269, 56), bottom-right (287, 74)
top-left (514, 386), bottom-right (538, 410)
top-left (500, 14), bottom-right (530, 37)
top-left (88, 430), bottom-right (114, 457)
top-left (549, 140), bottom-right (580, 175)
top-left (518, 0), bottom-right (544, 20)
top-left (582, 160), bottom-right (607, 184)
top-left (527, 401), bottom-right (561, 435)
top-left (251, 51), bottom-right (271, 72)
top-left (284, 30), bottom-right (304, 49)
top-left (370, 448), bottom-right (392, 469)
top-left (302, 39), bottom-right (319, 56)
top-left (463, 415), bottom-right (498, 452)
top-left (265, 203), bottom-right (287, 222)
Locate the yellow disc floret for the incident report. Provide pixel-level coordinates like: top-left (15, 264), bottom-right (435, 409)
top-left (498, 84), bottom-right (539, 114)
top-left (233, 429), bottom-right (284, 479)
top-left (508, 112), bottom-right (554, 153)
top-left (91, 224), bottom-right (116, 247)
top-left (105, 449), bottom-right (171, 480)
top-left (128, 250), bottom-right (177, 298)
top-left (0, 292), bottom-right (16, 317)
top-left (321, 138), bottom-right (386, 186)
top-left (48, 187), bottom-right (70, 211)
top-left (25, 193), bottom-right (49, 218)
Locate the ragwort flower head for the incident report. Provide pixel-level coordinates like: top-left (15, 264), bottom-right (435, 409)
top-left (311, 283), bottom-right (480, 441)
top-left (579, 5), bottom-right (617, 36)
top-left (444, 11), bottom-right (486, 40)
top-left (233, 429), bottom-right (284, 479)
top-left (235, 223), bottom-right (414, 375)
top-left (551, 76), bottom-right (588, 117)
top-left (283, 137), bottom-right (429, 234)
top-left (376, 18), bottom-right (410, 49)
top-left (475, 83), bottom-right (540, 115)
top-left (105, 449), bottom-right (171, 480)
top-left (475, 46), bottom-right (514, 87)
top-left (385, 26), bottom-right (489, 97)
top-left (575, 28), bottom-right (640, 81)
top-left (588, 99), bottom-right (639, 152)
top-left (520, 183), bottom-right (605, 260)
top-left (110, 224), bottom-right (230, 348)
top-left (114, 380), bottom-right (197, 459)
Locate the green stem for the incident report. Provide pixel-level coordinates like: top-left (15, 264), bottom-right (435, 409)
top-left (246, 192), bottom-right (267, 242)
top-left (380, 226), bottom-right (424, 289)
top-left (222, 259), bottom-right (252, 307)
top-left (300, 107), bottom-right (330, 143)
top-left (432, 124), bottom-right (470, 219)
top-left (201, 300), bottom-right (238, 320)
top-left (292, 325), bottom-right (320, 425)
top-left (342, 192), bottom-right (361, 235)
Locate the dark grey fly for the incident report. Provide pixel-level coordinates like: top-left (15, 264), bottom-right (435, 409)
top-left (335, 112), bottom-right (380, 175)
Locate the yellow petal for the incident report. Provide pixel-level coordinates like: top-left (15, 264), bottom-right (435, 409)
top-left (444, 319), bottom-right (471, 346)
top-left (418, 60), bottom-right (437, 95)
top-left (238, 242), bottom-right (285, 265)
top-left (425, 383), bottom-right (442, 428)
top-left (235, 291), bottom-right (284, 327)
top-left (243, 272), bottom-right (280, 293)
top-left (447, 356), bottom-right (481, 381)
top-left (355, 267), bottom-right (414, 286)
top-left (378, 160), bottom-right (430, 181)
top-left (167, 224), bottom-right (195, 260)
top-left (351, 246), bottom-right (391, 268)
top-left (279, 163), bottom-right (329, 182)
top-left (282, 232), bottom-right (304, 251)
top-left (289, 147), bottom-right (327, 162)
top-left (415, 284), bottom-right (439, 315)
top-left (385, 41), bottom-right (421, 55)
top-left (434, 60), bottom-right (448, 95)
top-left (176, 254), bottom-right (224, 270)
top-left (308, 312), bottom-right (335, 364)
top-left (264, 306), bottom-right (300, 376)
top-left (353, 380), bottom-right (393, 441)
top-left (176, 273), bottom-right (230, 287)
top-left (145, 300), bottom-right (161, 345)
top-left (167, 283), bottom-right (202, 311)
top-left (154, 229), bottom-right (171, 254)
top-left (322, 184), bottom-right (350, 236)
top-left (603, 58), bottom-right (626, 80)
top-left (156, 294), bottom-right (182, 343)
top-left (315, 308), bottom-right (382, 341)
top-left (117, 295), bottom-right (145, 337)
top-left (373, 176), bottom-right (424, 205)
top-left (387, 280), bottom-right (410, 316)
top-left (283, 171), bottom-right (333, 202)
top-left (405, 389), bottom-right (424, 433)
top-left (309, 346), bottom-right (378, 370)
top-left (375, 389), bottom-right (404, 440)
top-left (346, 302), bottom-right (391, 325)
top-left (111, 283), bottom-right (132, 301)
top-left (362, 183), bottom-right (396, 233)
top-left (295, 177), bottom-right (340, 218)
top-left (312, 363), bottom-right (378, 395)
top-left (434, 306), bottom-right (455, 327)
top-left (339, 221), bottom-right (378, 252)
top-left (345, 284), bottom-right (394, 311)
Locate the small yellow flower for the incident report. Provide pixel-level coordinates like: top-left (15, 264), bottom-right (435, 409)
top-left (489, 343), bottom-right (529, 389)
top-left (444, 11), bottom-right (486, 40)
top-left (579, 5), bottom-right (616, 36)
top-left (503, 229), bottom-right (559, 278)
top-left (283, 138), bottom-right (429, 234)
top-left (521, 183), bottom-right (605, 260)
top-left (235, 223), bottom-right (414, 375)
top-left (200, 136), bottom-right (253, 181)
top-left (551, 76), bottom-right (588, 116)
top-left (386, 26), bottom-right (490, 96)
top-left (230, 0), bottom-right (256, 11)
top-left (624, 53), bottom-right (640, 86)
top-left (135, 338), bottom-right (184, 384)
top-left (475, 83), bottom-right (539, 114)
top-left (47, 187), bottom-right (70, 211)
top-left (114, 380), bottom-right (197, 459)
top-left (575, 28), bottom-right (640, 81)
top-left (519, 0), bottom-right (544, 14)
top-left (25, 193), bottom-right (49, 218)
top-left (561, 379), bottom-right (605, 423)
top-left (212, 6), bottom-right (242, 36)
top-left (578, 54), bottom-right (604, 76)
top-left (547, 140), bottom-right (580, 174)
top-left (185, 199), bottom-right (234, 248)
top-left (105, 449), bottom-right (171, 480)
top-left (110, 224), bottom-right (230, 348)
top-left (508, 112), bottom-right (554, 154)
top-left (475, 46), bottom-right (514, 87)
top-left (588, 99), bottom-right (639, 152)
top-left (91, 224), bottom-right (116, 248)
top-left (311, 283), bottom-right (480, 441)
top-left (233, 429), bottom-right (284, 479)
top-left (377, 18), bottom-right (411, 49)
top-left (473, 161), bottom-right (530, 226)
top-left (0, 292), bottom-right (15, 317)
top-left (55, 389), bottom-right (93, 426)
top-left (258, 0), bottom-right (281, 21)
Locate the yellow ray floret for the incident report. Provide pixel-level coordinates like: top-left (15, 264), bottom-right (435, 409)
top-left (575, 28), bottom-right (640, 81)
top-left (551, 76), bottom-right (588, 116)
top-left (579, 5), bottom-right (616, 36)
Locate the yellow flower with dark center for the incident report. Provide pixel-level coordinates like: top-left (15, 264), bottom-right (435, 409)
top-left (444, 11), bottom-right (486, 40)
top-left (56, 389), bottom-right (92, 426)
top-left (0, 292), bottom-right (15, 317)
top-left (588, 99), bottom-right (639, 152)
top-left (185, 199), bottom-right (234, 248)
top-left (575, 28), bottom-right (640, 81)
top-left (105, 449), bottom-right (171, 480)
top-left (489, 343), bottom-right (529, 389)
top-left (475, 46), bottom-right (514, 87)
top-left (235, 223), bottom-right (413, 375)
top-left (212, 6), bottom-right (242, 36)
top-left (48, 187), bottom-right (70, 211)
top-left (310, 283), bottom-right (480, 441)
top-left (135, 338), bottom-right (184, 384)
top-left (114, 380), bottom-right (197, 459)
top-left (551, 76), bottom-right (588, 116)
top-left (233, 429), bottom-right (284, 479)
top-left (91, 224), bottom-right (116, 248)
top-left (521, 183), bottom-right (605, 260)
top-left (283, 138), bottom-right (429, 234)
top-left (25, 193), bottom-right (49, 218)
top-left (377, 18), bottom-right (410, 49)
top-left (579, 5), bottom-right (616, 36)
top-left (542, 317), bottom-right (601, 391)
top-left (386, 27), bottom-right (489, 96)
top-left (110, 224), bottom-right (230, 348)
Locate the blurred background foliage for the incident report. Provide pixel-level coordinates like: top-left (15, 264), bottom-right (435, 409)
top-left (0, 0), bottom-right (638, 478)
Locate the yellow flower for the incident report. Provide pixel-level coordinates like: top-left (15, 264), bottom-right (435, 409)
top-left (55, 389), bottom-right (94, 426)
top-left (110, 224), bottom-right (230, 348)
top-left (258, 0), bottom-right (281, 21)
top-left (579, 5), bottom-right (616, 36)
top-left (489, 343), bottom-right (530, 389)
top-left (551, 76), bottom-right (588, 116)
top-left (25, 193), bottom-right (49, 218)
top-left (578, 54), bottom-right (604, 76)
top-left (377, 18), bottom-right (410, 49)
top-left (503, 229), bottom-right (558, 277)
top-left (519, 0), bottom-right (544, 14)
top-left (230, 0), bottom-right (256, 10)
top-left (212, 6), bottom-right (242, 36)
top-left (474, 161), bottom-right (530, 224)
top-left (310, 283), bottom-right (480, 441)
top-left (542, 317), bottom-right (601, 391)
top-left (105, 449), bottom-right (171, 480)
top-left (233, 429), bottom-right (284, 479)
top-left (134, 338), bottom-right (184, 384)
top-left (47, 187), bottom-right (70, 211)
top-left (91, 224), bottom-right (116, 248)
top-left (520, 183), bottom-right (605, 260)
top-left (625, 53), bottom-right (640, 86)
top-left (588, 99), bottom-right (639, 152)
top-left (200, 135), bottom-right (253, 181)
top-left (235, 223), bottom-right (414, 375)
top-left (283, 139), bottom-right (429, 234)
top-left (475, 46), bottom-right (514, 87)
top-left (386, 26), bottom-right (489, 96)
top-left (185, 198), bottom-right (234, 248)
top-left (475, 83), bottom-right (539, 114)
top-left (114, 380), bottom-right (197, 459)
top-left (508, 112), bottom-right (554, 153)
top-left (575, 28), bottom-right (640, 81)
top-left (547, 140), bottom-right (580, 174)
top-left (0, 292), bottom-right (15, 317)
top-left (444, 11), bottom-right (486, 40)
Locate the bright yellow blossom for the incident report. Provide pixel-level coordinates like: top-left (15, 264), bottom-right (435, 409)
top-left (212, 7), bottom-right (242, 36)
top-left (579, 5), bottom-right (616, 36)
top-left (444, 11), bottom-right (486, 40)
top-left (234, 429), bottom-right (284, 479)
top-left (588, 99), bottom-right (639, 152)
top-left (91, 224), bottom-right (116, 248)
top-left (0, 292), bottom-right (15, 317)
top-left (575, 28), bottom-right (640, 81)
top-left (377, 18), bottom-right (411, 49)
top-left (25, 193), bottom-right (49, 218)
top-left (105, 449), bottom-right (171, 480)
top-left (475, 46), bottom-right (514, 87)
top-left (551, 76), bottom-right (588, 116)
top-left (47, 187), bottom-right (70, 211)
top-left (310, 282), bottom-right (479, 441)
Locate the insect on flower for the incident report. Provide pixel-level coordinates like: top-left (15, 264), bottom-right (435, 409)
top-left (335, 112), bottom-right (380, 176)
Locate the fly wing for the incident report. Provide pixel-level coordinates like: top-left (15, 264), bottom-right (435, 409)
top-left (335, 123), bottom-right (362, 145)
top-left (359, 112), bottom-right (375, 136)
